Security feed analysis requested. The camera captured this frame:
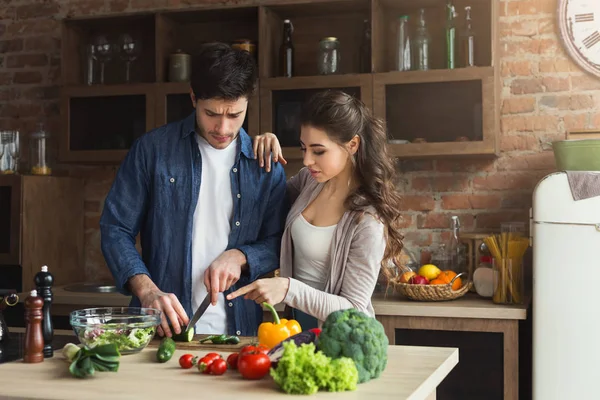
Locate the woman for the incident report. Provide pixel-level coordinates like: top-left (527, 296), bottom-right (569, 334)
top-left (227, 90), bottom-right (404, 329)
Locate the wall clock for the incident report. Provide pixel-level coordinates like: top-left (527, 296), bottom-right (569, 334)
top-left (558, 1), bottom-right (600, 78)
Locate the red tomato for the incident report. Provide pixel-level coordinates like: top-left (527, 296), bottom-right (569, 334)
top-left (179, 354), bottom-right (197, 369)
top-left (209, 358), bottom-right (227, 375)
top-left (240, 344), bottom-right (269, 356)
top-left (227, 353), bottom-right (239, 370)
top-left (237, 352), bottom-right (271, 380)
top-left (204, 352), bottom-right (222, 362)
top-left (197, 356), bottom-right (215, 374)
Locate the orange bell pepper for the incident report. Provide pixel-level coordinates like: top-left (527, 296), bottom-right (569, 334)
top-left (258, 302), bottom-right (302, 349)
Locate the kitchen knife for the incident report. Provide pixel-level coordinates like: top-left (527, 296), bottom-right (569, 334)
top-left (185, 294), bottom-right (211, 333)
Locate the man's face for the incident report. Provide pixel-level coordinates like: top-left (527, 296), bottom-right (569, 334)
top-left (191, 92), bottom-right (248, 149)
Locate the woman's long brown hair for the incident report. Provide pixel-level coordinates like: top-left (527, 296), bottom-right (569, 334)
top-left (300, 90), bottom-right (404, 268)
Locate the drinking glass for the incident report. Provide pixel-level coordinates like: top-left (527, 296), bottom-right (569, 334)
top-left (118, 34), bottom-right (141, 83)
top-left (92, 35), bottom-right (114, 84)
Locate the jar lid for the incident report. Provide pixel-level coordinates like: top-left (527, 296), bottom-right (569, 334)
top-left (321, 37), bottom-right (338, 42)
top-left (399, 15), bottom-right (409, 19)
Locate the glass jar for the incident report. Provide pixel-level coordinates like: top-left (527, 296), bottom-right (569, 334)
top-left (317, 37), bottom-right (340, 75)
top-left (30, 125), bottom-right (51, 176)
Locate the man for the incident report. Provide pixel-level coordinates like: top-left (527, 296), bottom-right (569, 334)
top-left (100, 43), bottom-right (288, 338)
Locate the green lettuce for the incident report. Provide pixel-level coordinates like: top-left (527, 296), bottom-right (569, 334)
top-left (270, 341), bottom-right (358, 395)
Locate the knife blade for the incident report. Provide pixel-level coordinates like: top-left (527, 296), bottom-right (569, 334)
top-left (185, 294), bottom-right (211, 333)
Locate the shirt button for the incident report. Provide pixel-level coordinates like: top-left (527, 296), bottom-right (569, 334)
top-left (237, 193), bottom-right (241, 199)
top-left (228, 302), bottom-right (233, 307)
top-left (169, 177), bottom-right (175, 183)
top-left (235, 221), bottom-right (240, 226)
top-left (236, 330), bottom-right (241, 335)
top-left (232, 168), bottom-right (238, 173)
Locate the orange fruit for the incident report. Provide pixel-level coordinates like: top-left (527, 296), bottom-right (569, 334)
top-left (430, 278), bottom-right (446, 285)
top-left (438, 270), bottom-right (462, 290)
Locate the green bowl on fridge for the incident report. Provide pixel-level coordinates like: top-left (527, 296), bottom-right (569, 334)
top-left (552, 139), bottom-right (600, 171)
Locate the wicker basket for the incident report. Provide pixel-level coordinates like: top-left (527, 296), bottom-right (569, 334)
top-left (391, 273), bottom-right (472, 301)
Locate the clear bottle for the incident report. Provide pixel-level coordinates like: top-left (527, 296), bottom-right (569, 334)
top-left (280, 19), bottom-right (294, 78)
top-left (317, 37), bottom-right (340, 75)
top-left (30, 123), bottom-right (51, 176)
top-left (445, 2), bottom-right (457, 69)
top-left (460, 6), bottom-right (476, 67)
top-left (359, 19), bottom-right (371, 73)
top-left (412, 8), bottom-right (431, 71)
top-left (396, 15), bottom-right (411, 71)
top-left (447, 216), bottom-right (467, 273)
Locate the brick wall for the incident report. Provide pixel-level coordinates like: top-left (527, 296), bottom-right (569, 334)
top-left (1, 0), bottom-right (598, 281)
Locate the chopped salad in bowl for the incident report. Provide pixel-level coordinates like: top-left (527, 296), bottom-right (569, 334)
top-left (70, 307), bottom-right (161, 354)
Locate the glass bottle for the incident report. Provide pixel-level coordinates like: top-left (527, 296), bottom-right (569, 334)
top-left (280, 19), bottom-right (294, 78)
top-left (447, 216), bottom-right (467, 273)
top-left (396, 15), bottom-right (411, 71)
top-left (445, 2), bottom-right (457, 69)
top-left (359, 19), bottom-right (371, 73)
top-left (30, 123), bottom-right (52, 176)
top-left (461, 6), bottom-right (476, 67)
top-left (317, 37), bottom-right (340, 75)
top-left (412, 8), bottom-right (430, 71)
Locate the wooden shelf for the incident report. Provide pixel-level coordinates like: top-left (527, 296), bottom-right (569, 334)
top-left (58, 0), bottom-right (499, 163)
top-left (59, 84), bottom-right (155, 164)
top-left (259, 0), bottom-right (370, 78)
top-left (372, 0), bottom-right (493, 73)
top-left (62, 14), bottom-right (156, 85)
top-left (156, 7), bottom-right (259, 82)
top-left (260, 73), bottom-right (372, 152)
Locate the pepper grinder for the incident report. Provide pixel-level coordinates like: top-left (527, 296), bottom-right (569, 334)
top-left (24, 289), bottom-right (44, 363)
top-left (34, 265), bottom-right (54, 358)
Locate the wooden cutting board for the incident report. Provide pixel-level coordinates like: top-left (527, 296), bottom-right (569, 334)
top-left (147, 334), bottom-right (257, 352)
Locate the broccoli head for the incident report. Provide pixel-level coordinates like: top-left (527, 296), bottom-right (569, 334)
top-left (317, 308), bottom-right (389, 383)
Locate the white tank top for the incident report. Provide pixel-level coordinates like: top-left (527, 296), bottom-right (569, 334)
top-left (290, 214), bottom-right (337, 291)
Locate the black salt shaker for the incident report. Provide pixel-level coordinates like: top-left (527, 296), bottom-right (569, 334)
top-left (34, 265), bottom-right (54, 358)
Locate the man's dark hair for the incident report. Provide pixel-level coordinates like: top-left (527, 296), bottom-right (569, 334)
top-left (190, 42), bottom-right (258, 101)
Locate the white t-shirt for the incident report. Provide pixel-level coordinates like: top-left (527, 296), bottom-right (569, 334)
top-left (290, 214), bottom-right (337, 291)
top-left (190, 134), bottom-right (237, 334)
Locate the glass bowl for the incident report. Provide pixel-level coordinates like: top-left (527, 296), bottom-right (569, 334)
top-left (70, 307), bottom-right (161, 354)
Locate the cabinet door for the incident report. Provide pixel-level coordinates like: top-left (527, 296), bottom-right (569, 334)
top-left (0, 175), bottom-right (21, 266)
top-left (59, 84), bottom-right (155, 163)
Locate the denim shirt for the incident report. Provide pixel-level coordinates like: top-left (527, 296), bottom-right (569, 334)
top-left (100, 112), bottom-right (289, 336)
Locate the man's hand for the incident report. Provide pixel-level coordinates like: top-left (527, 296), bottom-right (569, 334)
top-left (128, 274), bottom-right (189, 337)
top-left (204, 249), bottom-right (247, 306)
top-left (226, 277), bottom-right (290, 306)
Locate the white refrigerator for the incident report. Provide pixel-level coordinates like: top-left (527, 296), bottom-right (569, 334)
top-left (531, 171), bottom-right (600, 400)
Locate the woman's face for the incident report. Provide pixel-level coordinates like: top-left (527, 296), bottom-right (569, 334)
top-left (300, 125), bottom-right (354, 183)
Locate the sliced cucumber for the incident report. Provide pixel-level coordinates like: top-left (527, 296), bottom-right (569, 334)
top-left (171, 328), bottom-right (194, 342)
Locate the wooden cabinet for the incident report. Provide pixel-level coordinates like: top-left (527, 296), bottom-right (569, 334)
top-left (260, 74), bottom-right (372, 157)
top-left (0, 175), bottom-right (84, 293)
top-left (59, 0), bottom-right (499, 164)
top-left (59, 84), bottom-right (155, 163)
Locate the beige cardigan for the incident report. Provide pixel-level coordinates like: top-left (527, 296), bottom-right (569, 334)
top-left (280, 167), bottom-right (386, 323)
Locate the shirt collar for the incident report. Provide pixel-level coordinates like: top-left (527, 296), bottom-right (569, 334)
top-left (181, 111), bottom-right (254, 160)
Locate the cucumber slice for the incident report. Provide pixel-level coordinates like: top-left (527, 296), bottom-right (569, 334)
top-left (171, 328), bottom-right (194, 342)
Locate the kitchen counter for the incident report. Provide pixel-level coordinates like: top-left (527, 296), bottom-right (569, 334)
top-left (372, 292), bottom-right (529, 320)
top-left (45, 284), bottom-right (529, 320)
top-left (0, 338), bottom-right (458, 400)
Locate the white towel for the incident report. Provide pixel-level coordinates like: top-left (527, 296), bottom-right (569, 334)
top-left (566, 171), bottom-right (600, 201)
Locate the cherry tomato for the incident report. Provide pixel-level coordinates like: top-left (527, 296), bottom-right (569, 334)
top-left (197, 356), bottom-right (215, 374)
top-left (227, 353), bottom-right (239, 370)
top-left (237, 352), bottom-right (271, 380)
top-left (204, 352), bottom-right (222, 362)
top-left (209, 358), bottom-right (227, 375)
top-left (179, 354), bottom-right (197, 369)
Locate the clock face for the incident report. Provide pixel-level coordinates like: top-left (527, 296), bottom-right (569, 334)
top-left (558, 0), bottom-right (600, 77)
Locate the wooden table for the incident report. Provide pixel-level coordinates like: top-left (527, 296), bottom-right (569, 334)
top-left (373, 292), bottom-right (529, 400)
top-left (0, 344), bottom-right (458, 400)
